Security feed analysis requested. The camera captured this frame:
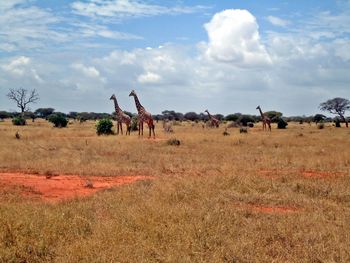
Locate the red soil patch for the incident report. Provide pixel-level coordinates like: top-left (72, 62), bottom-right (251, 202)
top-left (0, 173), bottom-right (152, 202)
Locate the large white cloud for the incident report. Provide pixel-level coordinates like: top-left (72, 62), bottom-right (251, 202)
top-left (204, 9), bottom-right (271, 67)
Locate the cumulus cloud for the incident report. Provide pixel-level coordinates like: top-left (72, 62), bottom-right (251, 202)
top-left (71, 63), bottom-right (101, 78)
top-left (266, 15), bottom-right (290, 27)
top-left (2, 56), bottom-right (43, 82)
top-left (138, 72), bottom-right (161, 84)
top-left (204, 9), bottom-right (271, 67)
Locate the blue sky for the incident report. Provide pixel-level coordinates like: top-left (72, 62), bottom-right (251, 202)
top-left (1, 0), bottom-right (350, 116)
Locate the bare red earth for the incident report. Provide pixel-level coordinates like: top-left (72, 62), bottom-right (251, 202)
top-left (0, 173), bottom-right (152, 202)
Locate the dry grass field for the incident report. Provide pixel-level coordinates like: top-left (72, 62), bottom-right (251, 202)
top-left (0, 119), bottom-right (350, 262)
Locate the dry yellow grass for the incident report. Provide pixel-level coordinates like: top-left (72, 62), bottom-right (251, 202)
top-left (0, 119), bottom-right (350, 262)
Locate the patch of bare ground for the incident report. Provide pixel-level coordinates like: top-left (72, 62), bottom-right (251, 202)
top-left (0, 172), bottom-right (152, 202)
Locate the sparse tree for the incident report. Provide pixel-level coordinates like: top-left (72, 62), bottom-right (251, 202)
top-left (313, 114), bottom-right (326, 124)
top-left (35, 108), bottom-right (55, 119)
top-left (319, 97), bottom-right (349, 127)
top-left (7, 88), bottom-right (39, 116)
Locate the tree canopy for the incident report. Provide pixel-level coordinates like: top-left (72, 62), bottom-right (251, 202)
top-left (320, 97), bottom-right (349, 127)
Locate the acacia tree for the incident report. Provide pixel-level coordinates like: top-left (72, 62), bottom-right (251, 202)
top-left (7, 88), bottom-right (39, 117)
top-left (319, 97), bottom-right (349, 127)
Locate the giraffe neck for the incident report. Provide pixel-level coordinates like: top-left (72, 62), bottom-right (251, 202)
top-left (132, 94), bottom-right (143, 113)
top-left (258, 108), bottom-right (265, 118)
top-left (206, 111), bottom-right (212, 120)
top-left (112, 97), bottom-right (121, 112)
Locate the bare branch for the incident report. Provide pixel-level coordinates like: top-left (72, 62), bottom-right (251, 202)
top-left (7, 88), bottom-right (40, 113)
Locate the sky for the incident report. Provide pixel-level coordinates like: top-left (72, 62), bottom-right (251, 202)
top-left (0, 0), bottom-right (350, 116)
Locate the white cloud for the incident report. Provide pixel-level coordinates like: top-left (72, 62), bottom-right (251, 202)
top-left (2, 56), bottom-right (30, 75)
top-left (203, 9), bottom-right (272, 67)
top-left (71, 0), bottom-right (207, 20)
top-left (0, 5), bottom-right (66, 52)
top-left (333, 39), bottom-right (350, 62)
top-left (138, 72), bottom-right (161, 84)
top-left (266, 15), bottom-right (290, 27)
top-left (74, 23), bottom-right (142, 40)
top-left (1, 56), bottom-right (43, 83)
top-left (0, 0), bottom-right (26, 11)
top-left (71, 63), bottom-right (101, 78)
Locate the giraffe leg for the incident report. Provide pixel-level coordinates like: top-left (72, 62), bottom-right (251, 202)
top-left (152, 124), bottom-right (155, 138)
top-left (141, 122), bottom-right (144, 136)
top-left (128, 122), bottom-right (131, 135)
top-left (120, 123), bottom-right (123, 135)
top-left (117, 122), bottom-right (120, 135)
top-left (138, 121), bottom-right (141, 137)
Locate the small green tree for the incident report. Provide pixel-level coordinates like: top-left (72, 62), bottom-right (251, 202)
top-left (12, 116), bottom-right (26, 126)
top-left (130, 116), bottom-right (139, 131)
top-left (96, 118), bottom-right (114, 135)
top-left (277, 117), bottom-right (288, 129)
top-left (48, 113), bottom-right (68, 128)
top-left (264, 111), bottom-right (283, 122)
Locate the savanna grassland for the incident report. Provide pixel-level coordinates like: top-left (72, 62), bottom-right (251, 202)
top-left (0, 119), bottom-right (350, 262)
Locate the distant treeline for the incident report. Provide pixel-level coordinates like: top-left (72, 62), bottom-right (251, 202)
top-left (0, 108), bottom-right (344, 124)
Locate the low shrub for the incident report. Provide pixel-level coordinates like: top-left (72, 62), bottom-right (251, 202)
top-left (239, 127), bottom-right (248, 133)
top-left (318, 123), bottom-right (325, 129)
top-left (48, 114), bottom-right (68, 128)
top-left (130, 116), bottom-right (139, 131)
top-left (166, 138), bottom-right (180, 146)
top-left (96, 118), bottom-right (114, 135)
top-left (12, 116), bottom-right (26, 126)
top-left (277, 118), bottom-right (288, 129)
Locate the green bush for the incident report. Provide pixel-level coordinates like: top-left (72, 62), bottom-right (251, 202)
top-left (12, 116), bottom-right (26, 126)
top-left (96, 118), bottom-right (114, 135)
top-left (48, 114), bottom-right (68, 128)
top-left (130, 116), bottom-right (139, 131)
top-left (277, 118), bottom-right (288, 129)
top-left (166, 138), bottom-right (180, 146)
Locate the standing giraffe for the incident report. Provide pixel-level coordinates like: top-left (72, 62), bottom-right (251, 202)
top-left (256, 105), bottom-right (271, 131)
top-left (129, 90), bottom-right (155, 138)
top-left (110, 94), bottom-right (131, 135)
top-left (205, 109), bottom-right (220, 128)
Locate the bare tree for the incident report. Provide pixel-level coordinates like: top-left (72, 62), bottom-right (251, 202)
top-left (319, 97), bottom-right (349, 128)
top-left (7, 88), bottom-right (39, 116)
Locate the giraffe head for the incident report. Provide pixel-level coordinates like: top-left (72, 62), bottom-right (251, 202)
top-left (205, 109), bottom-right (209, 113)
top-left (256, 105), bottom-right (261, 110)
top-left (110, 94), bottom-right (116, 100)
top-left (129, 90), bottom-right (136, 97)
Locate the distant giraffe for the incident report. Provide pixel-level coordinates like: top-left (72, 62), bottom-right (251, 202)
top-left (256, 105), bottom-right (271, 131)
top-left (129, 90), bottom-right (155, 138)
top-left (110, 94), bottom-right (131, 135)
top-left (205, 109), bottom-right (220, 128)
